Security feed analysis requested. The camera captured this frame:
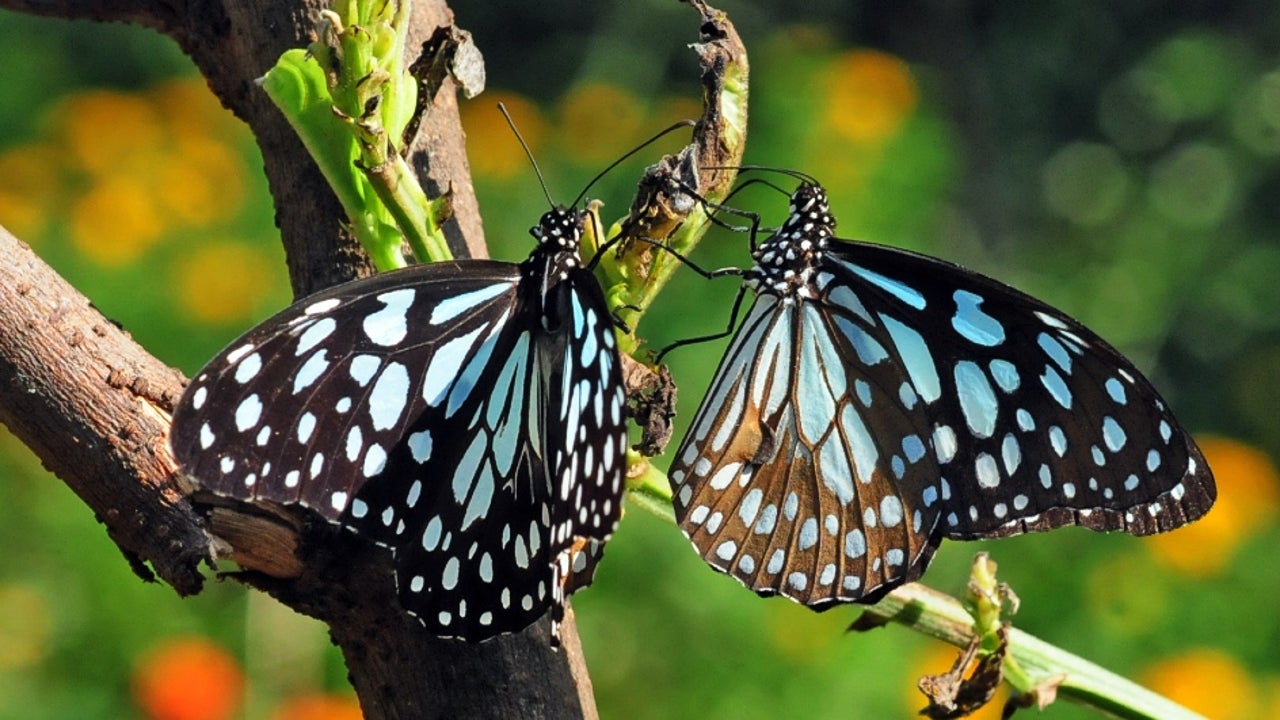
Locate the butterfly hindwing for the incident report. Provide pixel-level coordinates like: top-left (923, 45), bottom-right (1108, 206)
top-left (671, 293), bottom-right (943, 604)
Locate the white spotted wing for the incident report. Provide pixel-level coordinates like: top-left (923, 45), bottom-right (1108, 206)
top-left (173, 210), bottom-right (629, 642)
top-left (668, 183), bottom-right (1214, 607)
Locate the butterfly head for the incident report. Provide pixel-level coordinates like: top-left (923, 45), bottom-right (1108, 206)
top-left (528, 206), bottom-right (589, 272)
top-left (747, 183), bottom-right (837, 296)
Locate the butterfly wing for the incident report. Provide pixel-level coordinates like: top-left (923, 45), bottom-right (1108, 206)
top-left (820, 240), bottom-right (1214, 539)
top-left (172, 260), bottom-right (566, 640)
top-left (670, 293), bottom-right (942, 605)
top-left (670, 237), bottom-right (1214, 606)
top-left (538, 269), bottom-right (629, 604)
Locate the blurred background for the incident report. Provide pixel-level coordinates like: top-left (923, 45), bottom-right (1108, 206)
top-left (1, 1), bottom-right (1278, 718)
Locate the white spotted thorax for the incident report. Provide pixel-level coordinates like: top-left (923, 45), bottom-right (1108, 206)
top-left (171, 207), bottom-right (628, 644)
top-left (746, 185), bottom-right (836, 298)
top-left (668, 180), bottom-right (1215, 609)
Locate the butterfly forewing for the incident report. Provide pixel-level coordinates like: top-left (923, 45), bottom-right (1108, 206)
top-left (173, 208), bottom-right (629, 642)
top-left (172, 261), bottom-right (521, 518)
top-left (820, 242), bottom-right (1213, 539)
top-left (669, 182), bottom-right (1215, 607)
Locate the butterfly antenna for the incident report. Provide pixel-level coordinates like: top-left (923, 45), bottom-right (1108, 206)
top-left (737, 165), bottom-right (822, 187)
top-left (499, 102), bottom-right (557, 208)
top-left (571, 119), bottom-right (697, 209)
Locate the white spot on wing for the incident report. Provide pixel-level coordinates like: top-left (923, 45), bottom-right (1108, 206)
top-left (363, 289), bottom-right (414, 346)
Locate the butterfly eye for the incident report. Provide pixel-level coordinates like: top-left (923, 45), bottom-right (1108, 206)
top-left (669, 179), bottom-right (1215, 606)
top-left (171, 211), bottom-right (629, 643)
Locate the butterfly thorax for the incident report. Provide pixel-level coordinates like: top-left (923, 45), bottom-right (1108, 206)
top-left (524, 207), bottom-right (588, 313)
top-left (746, 184), bottom-right (837, 299)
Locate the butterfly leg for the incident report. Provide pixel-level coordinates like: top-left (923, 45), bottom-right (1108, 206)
top-left (653, 282), bottom-right (750, 364)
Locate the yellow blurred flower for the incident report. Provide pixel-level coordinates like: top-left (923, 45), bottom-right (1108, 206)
top-left (0, 144), bottom-right (60, 240)
top-left (904, 641), bottom-right (1008, 720)
top-left (1139, 648), bottom-right (1259, 719)
top-left (821, 50), bottom-right (918, 145)
top-left (151, 77), bottom-right (245, 141)
top-left (1147, 437), bottom-right (1279, 576)
top-left (156, 135), bottom-right (246, 227)
top-left (70, 175), bottom-right (166, 266)
top-left (174, 241), bottom-right (278, 325)
top-left (557, 83), bottom-right (647, 165)
top-left (461, 91), bottom-right (547, 181)
top-left (57, 91), bottom-right (166, 177)
top-left (0, 584), bottom-right (52, 669)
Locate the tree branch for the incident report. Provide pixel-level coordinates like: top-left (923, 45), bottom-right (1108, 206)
top-left (0, 226), bottom-right (207, 595)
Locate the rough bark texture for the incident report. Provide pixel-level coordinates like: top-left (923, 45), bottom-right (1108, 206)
top-left (0, 1), bottom-right (589, 718)
top-left (0, 228), bottom-right (207, 596)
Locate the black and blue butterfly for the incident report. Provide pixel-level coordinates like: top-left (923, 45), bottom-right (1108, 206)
top-left (667, 176), bottom-right (1216, 606)
top-left (171, 206), bottom-right (627, 642)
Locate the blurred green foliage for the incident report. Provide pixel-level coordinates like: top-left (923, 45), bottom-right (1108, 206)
top-left (2, 2), bottom-right (1279, 719)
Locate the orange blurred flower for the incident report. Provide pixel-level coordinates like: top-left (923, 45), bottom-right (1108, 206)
top-left (133, 637), bottom-right (244, 720)
top-left (821, 50), bottom-right (918, 144)
top-left (270, 693), bottom-right (363, 720)
top-left (556, 83), bottom-right (647, 165)
top-left (1139, 648), bottom-right (1259, 719)
top-left (151, 78), bottom-right (245, 142)
top-left (1147, 437), bottom-right (1279, 576)
top-left (461, 91), bottom-right (547, 181)
top-left (173, 240), bottom-right (279, 324)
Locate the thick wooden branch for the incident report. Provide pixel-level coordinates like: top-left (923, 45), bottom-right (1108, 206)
top-left (0, 227), bottom-right (208, 595)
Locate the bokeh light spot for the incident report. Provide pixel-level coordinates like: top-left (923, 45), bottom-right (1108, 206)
top-left (821, 50), bottom-right (917, 144)
top-left (132, 637), bottom-right (244, 720)
top-left (270, 693), bottom-right (363, 720)
top-left (174, 241), bottom-right (277, 325)
top-left (461, 91), bottom-right (546, 181)
top-left (0, 144), bottom-right (60, 240)
top-left (1041, 142), bottom-right (1129, 226)
top-left (70, 175), bottom-right (166, 266)
top-left (1148, 437), bottom-right (1279, 576)
top-left (1148, 142), bottom-right (1235, 228)
top-left (1143, 32), bottom-right (1243, 122)
top-left (1232, 69), bottom-right (1280, 156)
top-left (1139, 648), bottom-right (1259, 719)
top-left (557, 83), bottom-right (647, 165)
top-left (0, 584), bottom-right (52, 669)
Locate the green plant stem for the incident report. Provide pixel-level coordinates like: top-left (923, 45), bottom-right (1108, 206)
top-left (364, 155), bottom-right (450, 263)
top-left (862, 578), bottom-right (1205, 719)
top-left (625, 472), bottom-right (1202, 720)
